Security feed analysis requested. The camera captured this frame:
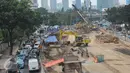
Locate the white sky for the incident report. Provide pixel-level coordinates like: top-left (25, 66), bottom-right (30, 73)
top-left (38, 0), bottom-right (126, 7)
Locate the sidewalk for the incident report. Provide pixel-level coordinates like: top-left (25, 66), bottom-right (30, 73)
top-left (0, 46), bottom-right (18, 70)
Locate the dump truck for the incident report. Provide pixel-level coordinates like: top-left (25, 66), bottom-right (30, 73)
top-left (73, 35), bottom-right (91, 46)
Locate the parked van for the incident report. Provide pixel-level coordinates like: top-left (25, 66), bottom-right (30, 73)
top-left (28, 58), bottom-right (40, 71)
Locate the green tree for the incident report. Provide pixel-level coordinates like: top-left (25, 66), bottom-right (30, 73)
top-left (0, 0), bottom-right (43, 55)
top-left (36, 7), bottom-right (48, 25)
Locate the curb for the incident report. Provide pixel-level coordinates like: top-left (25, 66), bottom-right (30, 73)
top-left (3, 47), bottom-right (18, 70)
top-left (4, 57), bottom-right (12, 70)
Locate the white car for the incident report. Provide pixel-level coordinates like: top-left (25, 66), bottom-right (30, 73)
top-left (28, 58), bottom-right (40, 71)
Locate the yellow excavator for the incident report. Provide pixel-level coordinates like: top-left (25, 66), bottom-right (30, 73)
top-left (74, 35), bottom-right (91, 46)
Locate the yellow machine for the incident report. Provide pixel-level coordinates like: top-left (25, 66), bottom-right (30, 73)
top-left (74, 35), bottom-right (91, 46)
top-left (59, 30), bottom-right (77, 45)
top-left (59, 30), bottom-right (77, 41)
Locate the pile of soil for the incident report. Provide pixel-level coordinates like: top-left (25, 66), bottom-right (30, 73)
top-left (95, 34), bottom-right (119, 44)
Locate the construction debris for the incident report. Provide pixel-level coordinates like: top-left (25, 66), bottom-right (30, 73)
top-left (95, 34), bottom-right (119, 44)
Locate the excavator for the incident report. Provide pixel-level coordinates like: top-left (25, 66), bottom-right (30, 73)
top-left (74, 35), bottom-right (91, 46)
top-left (59, 30), bottom-right (77, 45)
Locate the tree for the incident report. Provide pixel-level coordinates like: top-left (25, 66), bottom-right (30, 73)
top-left (0, 0), bottom-right (43, 55)
top-left (105, 4), bottom-right (130, 33)
top-left (36, 7), bottom-right (48, 25)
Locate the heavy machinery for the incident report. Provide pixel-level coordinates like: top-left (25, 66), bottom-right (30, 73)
top-left (59, 30), bottom-right (77, 45)
top-left (74, 35), bottom-right (91, 46)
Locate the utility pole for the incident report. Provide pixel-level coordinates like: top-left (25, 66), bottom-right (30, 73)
top-left (90, 1), bottom-right (92, 21)
top-left (100, 4), bottom-right (103, 21)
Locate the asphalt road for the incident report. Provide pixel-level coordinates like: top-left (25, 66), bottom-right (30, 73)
top-left (20, 60), bottom-right (45, 73)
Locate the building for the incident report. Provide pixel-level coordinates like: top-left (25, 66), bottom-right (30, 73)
top-left (62, 0), bottom-right (69, 11)
top-left (97, 0), bottom-right (108, 11)
top-left (50, 0), bottom-right (57, 12)
top-left (75, 0), bottom-right (82, 9)
top-left (97, 0), bottom-right (118, 11)
top-left (126, 0), bottom-right (130, 5)
top-left (113, 0), bottom-right (119, 7)
top-left (85, 0), bottom-right (91, 10)
top-left (41, 0), bottom-right (49, 10)
top-left (92, 5), bottom-right (97, 9)
top-left (72, 0), bottom-right (76, 5)
top-left (57, 3), bottom-right (63, 11)
top-left (31, 0), bottom-right (38, 9)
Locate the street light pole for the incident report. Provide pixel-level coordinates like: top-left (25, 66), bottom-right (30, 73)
top-left (90, 1), bottom-right (92, 21)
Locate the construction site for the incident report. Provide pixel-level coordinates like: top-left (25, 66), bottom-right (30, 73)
top-left (39, 4), bottom-right (130, 73)
top-left (40, 22), bottom-right (130, 73)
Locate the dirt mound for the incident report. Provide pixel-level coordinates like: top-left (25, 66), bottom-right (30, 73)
top-left (95, 34), bottom-right (119, 44)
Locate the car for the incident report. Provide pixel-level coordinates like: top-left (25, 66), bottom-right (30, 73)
top-left (16, 58), bottom-right (24, 69)
top-left (28, 58), bottom-right (40, 71)
top-left (28, 52), bottom-right (38, 59)
top-left (17, 54), bottom-right (26, 61)
top-left (29, 48), bottom-right (40, 57)
top-left (34, 41), bottom-right (41, 48)
top-left (20, 49), bottom-right (29, 58)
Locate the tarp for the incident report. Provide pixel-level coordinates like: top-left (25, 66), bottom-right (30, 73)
top-left (48, 28), bottom-right (59, 33)
top-left (45, 36), bottom-right (58, 43)
top-left (43, 58), bottom-right (64, 68)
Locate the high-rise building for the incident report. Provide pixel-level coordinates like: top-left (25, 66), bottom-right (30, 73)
top-left (57, 3), bottom-right (63, 11)
top-left (62, 0), bottom-right (69, 11)
top-left (41, 0), bottom-right (48, 10)
top-left (50, 0), bottom-right (57, 12)
top-left (72, 0), bottom-right (76, 5)
top-left (113, 0), bottom-right (119, 7)
top-left (126, 0), bottom-right (130, 5)
top-left (31, 0), bottom-right (38, 9)
top-left (85, 0), bottom-right (91, 10)
top-left (75, 0), bottom-right (82, 9)
top-left (97, 0), bottom-right (118, 11)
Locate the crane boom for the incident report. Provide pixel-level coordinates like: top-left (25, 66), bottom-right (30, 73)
top-left (72, 4), bottom-right (88, 24)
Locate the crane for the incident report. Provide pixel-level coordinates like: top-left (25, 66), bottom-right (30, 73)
top-left (72, 4), bottom-right (89, 24)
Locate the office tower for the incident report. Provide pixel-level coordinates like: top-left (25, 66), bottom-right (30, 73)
top-left (72, 0), bottom-right (76, 5)
top-left (57, 3), bottom-right (63, 11)
top-left (75, 0), bottom-right (82, 9)
top-left (50, 0), bottom-right (57, 12)
top-left (113, 0), bottom-right (119, 7)
top-left (97, 0), bottom-right (118, 11)
top-left (32, 0), bottom-right (38, 9)
top-left (108, 0), bottom-right (119, 7)
top-left (41, 0), bottom-right (48, 10)
top-left (86, 0), bottom-right (91, 10)
top-left (126, 0), bottom-right (130, 5)
top-left (62, 0), bottom-right (69, 11)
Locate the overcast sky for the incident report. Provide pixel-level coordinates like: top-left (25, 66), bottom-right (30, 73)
top-left (38, 0), bottom-right (126, 7)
